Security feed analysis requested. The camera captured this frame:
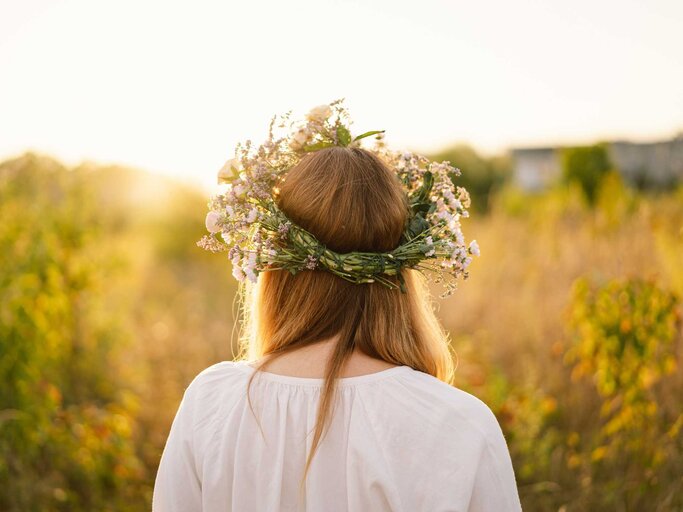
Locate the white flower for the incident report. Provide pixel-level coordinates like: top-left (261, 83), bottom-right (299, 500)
top-left (232, 183), bottom-right (247, 198)
top-left (245, 207), bottom-right (258, 224)
top-left (306, 104), bottom-right (332, 122)
top-left (289, 127), bottom-right (311, 150)
top-left (261, 247), bottom-right (277, 259)
top-left (424, 235), bottom-right (435, 257)
top-left (243, 252), bottom-right (258, 283)
top-left (231, 252), bottom-right (245, 281)
top-left (468, 239), bottom-right (480, 257)
top-left (232, 264), bottom-right (245, 281)
top-left (450, 246), bottom-right (464, 261)
top-left (217, 159), bottom-right (241, 184)
top-left (245, 269), bottom-right (257, 283)
top-left (205, 211), bottom-right (221, 233)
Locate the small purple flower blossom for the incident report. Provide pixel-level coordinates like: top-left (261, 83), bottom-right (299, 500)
top-left (304, 254), bottom-right (318, 270)
top-left (278, 222), bottom-right (291, 238)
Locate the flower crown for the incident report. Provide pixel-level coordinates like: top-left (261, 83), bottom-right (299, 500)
top-left (197, 99), bottom-right (480, 297)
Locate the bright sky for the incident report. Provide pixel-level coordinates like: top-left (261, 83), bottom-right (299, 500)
top-left (1, 0), bottom-right (681, 190)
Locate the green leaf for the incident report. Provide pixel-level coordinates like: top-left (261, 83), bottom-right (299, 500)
top-left (412, 202), bottom-right (432, 214)
top-left (406, 213), bottom-right (430, 239)
top-left (409, 170), bottom-right (434, 210)
top-left (336, 125), bottom-right (352, 147)
top-left (217, 162), bottom-right (242, 184)
top-left (353, 130), bottom-right (385, 142)
top-left (217, 175), bottom-right (237, 184)
top-left (397, 270), bottom-right (407, 294)
top-left (303, 141), bottom-right (334, 152)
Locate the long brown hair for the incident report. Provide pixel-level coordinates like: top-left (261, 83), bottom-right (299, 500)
top-left (234, 146), bottom-right (455, 493)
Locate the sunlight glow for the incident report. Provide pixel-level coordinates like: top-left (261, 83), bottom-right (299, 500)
top-left (1, 0), bottom-right (681, 190)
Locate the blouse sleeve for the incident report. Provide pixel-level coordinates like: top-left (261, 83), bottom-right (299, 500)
top-left (467, 424), bottom-right (523, 511)
top-left (152, 382), bottom-right (203, 512)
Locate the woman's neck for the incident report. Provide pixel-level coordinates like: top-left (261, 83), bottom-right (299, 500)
top-left (250, 336), bottom-right (399, 378)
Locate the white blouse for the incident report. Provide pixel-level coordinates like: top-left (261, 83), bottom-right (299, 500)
top-left (153, 360), bottom-right (522, 511)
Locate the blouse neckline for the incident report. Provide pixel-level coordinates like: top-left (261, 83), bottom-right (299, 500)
top-left (232, 360), bottom-right (414, 387)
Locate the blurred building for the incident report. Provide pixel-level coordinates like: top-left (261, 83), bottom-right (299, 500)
top-left (511, 134), bottom-right (683, 190)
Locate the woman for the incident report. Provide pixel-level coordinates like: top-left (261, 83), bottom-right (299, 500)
top-left (153, 104), bottom-right (522, 511)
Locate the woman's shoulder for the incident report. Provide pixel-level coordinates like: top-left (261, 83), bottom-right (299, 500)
top-left (191, 359), bottom-right (243, 381)
top-left (181, 361), bottom-right (505, 443)
top-left (396, 368), bottom-right (507, 443)
top-left (180, 360), bottom-right (247, 402)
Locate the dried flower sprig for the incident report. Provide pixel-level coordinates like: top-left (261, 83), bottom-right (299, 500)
top-left (197, 99), bottom-right (479, 297)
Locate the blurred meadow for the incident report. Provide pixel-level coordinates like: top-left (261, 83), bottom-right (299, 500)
top-left (2, 146), bottom-right (681, 511)
top-left (2, 1), bottom-right (682, 511)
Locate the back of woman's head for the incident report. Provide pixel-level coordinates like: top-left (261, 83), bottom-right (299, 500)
top-left (278, 146), bottom-right (407, 253)
top-left (239, 146), bottom-right (455, 490)
top-left (241, 145), bottom-right (454, 380)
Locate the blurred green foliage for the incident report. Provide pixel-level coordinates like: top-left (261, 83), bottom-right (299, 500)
top-left (560, 144), bottom-right (612, 204)
top-left (0, 155), bottom-right (145, 509)
top-left (562, 277), bottom-right (681, 507)
top-left (429, 144), bottom-right (511, 213)
top-left (0, 153), bottom-right (236, 511)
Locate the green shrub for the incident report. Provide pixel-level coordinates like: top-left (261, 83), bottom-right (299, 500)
top-left (560, 144), bottom-right (612, 204)
top-left (0, 154), bottom-right (147, 511)
top-left (562, 276), bottom-right (682, 508)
